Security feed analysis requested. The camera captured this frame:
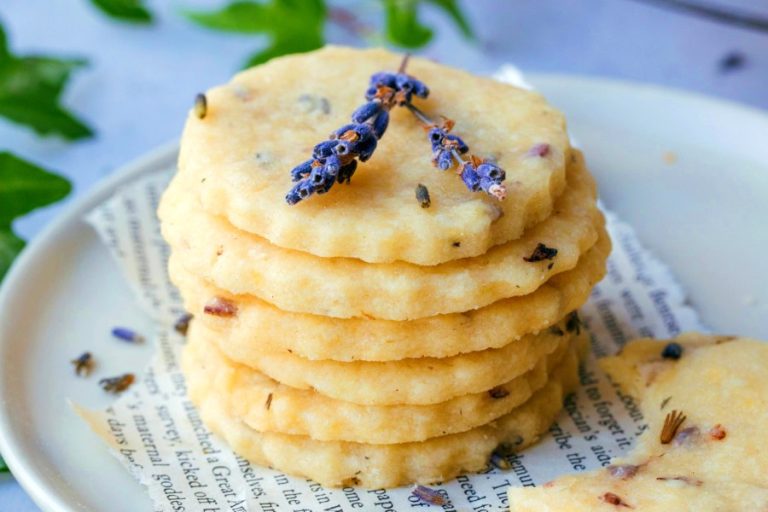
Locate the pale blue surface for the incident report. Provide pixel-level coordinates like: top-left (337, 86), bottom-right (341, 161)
top-left (0, 1), bottom-right (766, 510)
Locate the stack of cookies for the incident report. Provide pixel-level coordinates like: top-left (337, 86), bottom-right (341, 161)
top-left (159, 47), bottom-right (610, 489)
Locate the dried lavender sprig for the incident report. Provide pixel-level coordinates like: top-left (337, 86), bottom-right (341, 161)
top-left (286, 56), bottom-right (428, 205)
top-left (406, 104), bottom-right (507, 201)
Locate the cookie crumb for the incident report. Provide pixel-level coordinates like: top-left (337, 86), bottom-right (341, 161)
top-left (608, 464), bottom-right (639, 480)
top-left (709, 424), bottom-right (726, 440)
top-left (204, 297), bottom-right (238, 317)
top-left (526, 143), bottom-right (550, 158)
top-left (600, 492), bottom-right (632, 507)
top-left (412, 485), bottom-right (447, 506)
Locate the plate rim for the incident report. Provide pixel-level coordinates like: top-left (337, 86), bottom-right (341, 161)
top-left (0, 74), bottom-right (767, 512)
top-left (0, 140), bottom-right (178, 512)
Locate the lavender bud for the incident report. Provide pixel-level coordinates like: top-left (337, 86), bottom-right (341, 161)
top-left (323, 154), bottom-right (341, 177)
top-left (290, 159), bottom-right (314, 182)
top-left (371, 110), bottom-right (389, 139)
top-left (332, 123), bottom-right (353, 139)
top-left (412, 81), bottom-right (429, 98)
top-left (351, 101), bottom-right (382, 123)
top-left (174, 313), bottom-right (193, 336)
top-left (481, 177), bottom-right (507, 200)
top-left (315, 172), bottom-right (336, 194)
top-left (395, 74), bottom-right (414, 92)
top-left (111, 327), bottom-right (144, 343)
top-left (477, 162), bottom-right (506, 182)
top-left (395, 74), bottom-right (429, 101)
top-left (369, 71), bottom-right (397, 90)
top-left (354, 136), bottom-right (377, 162)
top-left (461, 163), bottom-right (481, 191)
top-left (334, 140), bottom-right (353, 156)
top-left (286, 180), bottom-right (316, 205)
top-left (446, 133), bottom-right (469, 154)
top-left (194, 93), bottom-right (207, 119)
top-left (429, 127), bottom-right (444, 149)
top-left (337, 160), bottom-right (357, 184)
top-left (313, 140), bottom-right (338, 159)
top-left (309, 166), bottom-right (326, 185)
top-left (415, 184), bottom-right (431, 208)
top-left (436, 149), bottom-right (453, 170)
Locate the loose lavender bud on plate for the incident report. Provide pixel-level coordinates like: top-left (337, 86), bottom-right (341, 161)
top-left (174, 313), bottom-right (193, 336)
top-left (111, 327), bottom-right (144, 343)
top-left (99, 373), bottom-right (135, 394)
top-left (71, 352), bottom-right (93, 376)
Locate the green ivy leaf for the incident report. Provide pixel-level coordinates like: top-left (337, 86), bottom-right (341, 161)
top-left (0, 152), bottom-right (72, 280)
top-left (0, 453), bottom-right (8, 472)
top-left (88, 0), bottom-right (153, 24)
top-left (0, 23), bottom-right (93, 139)
top-left (382, 0), bottom-right (474, 49)
top-left (424, 0), bottom-right (474, 39)
top-left (0, 229), bottom-right (24, 282)
top-left (185, 0), bottom-right (326, 68)
top-left (184, 1), bottom-right (272, 33)
top-left (383, 0), bottom-right (433, 49)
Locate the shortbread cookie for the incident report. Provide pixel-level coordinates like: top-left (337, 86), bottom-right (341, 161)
top-left (192, 318), bottom-right (575, 406)
top-left (183, 328), bottom-right (578, 444)
top-left (178, 46), bottom-right (571, 265)
top-left (171, 232), bottom-right (608, 361)
top-left (189, 343), bottom-right (582, 488)
top-left (508, 456), bottom-right (768, 511)
top-left (508, 335), bottom-right (768, 511)
top-left (161, 153), bottom-right (600, 320)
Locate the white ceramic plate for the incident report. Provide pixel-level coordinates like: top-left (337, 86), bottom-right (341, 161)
top-left (1, 75), bottom-right (767, 512)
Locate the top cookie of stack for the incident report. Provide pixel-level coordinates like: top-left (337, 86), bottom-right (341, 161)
top-left (162, 46), bottom-right (610, 488)
top-left (177, 46), bottom-right (570, 266)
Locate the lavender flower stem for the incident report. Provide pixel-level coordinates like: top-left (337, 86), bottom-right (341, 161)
top-left (451, 148), bottom-right (467, 165)
top-left (398, 53), bottom-right (411, 74)
top-left (405, 103), bottom-right (435, 127)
